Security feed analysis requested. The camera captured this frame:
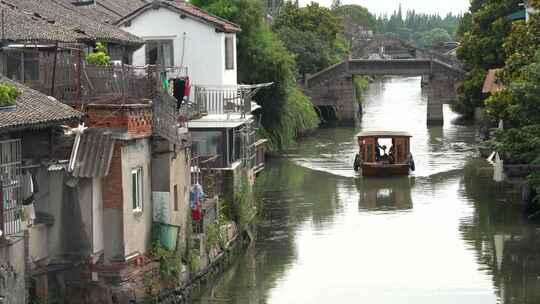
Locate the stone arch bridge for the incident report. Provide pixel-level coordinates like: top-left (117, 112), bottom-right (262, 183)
top-left (305, 58), bottom-right (465, 125)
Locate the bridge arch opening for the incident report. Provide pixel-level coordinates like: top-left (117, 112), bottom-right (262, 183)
top-left (315, 105), bottom-right (338, 123)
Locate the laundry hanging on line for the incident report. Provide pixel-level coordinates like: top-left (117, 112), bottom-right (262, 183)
top-left (170, 76), bottom-right (190, 109)
top-left (190, 183), bottom-right (204, 222)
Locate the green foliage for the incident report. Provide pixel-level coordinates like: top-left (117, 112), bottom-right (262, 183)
top-left (274, 2), bottom-right (342, 44)
top-left (375, 7), bottom-right (461, 43)
top-left (86, 42), bottom-right (111, 66)
top-left (273, 2), bottom-right (348, 78)
top-left (486, 126), bottom-right (540, 164)
top-left (0, 83), bottom-right (20, 107)
top-left (353, 76), bottom-right (369, 105)
top-left (150, 242), bottom-right (182, 281)
top-left (233, 173), bottom-right (256, 231)
top-left (486, 51), bottom-right (540, 128)
top-left (419, 28), bottom-right (452, 47)
top-left (455, 0), bottom-right (522, 117)
top-left (191, 0), bottom-right (319, 151)
top-left (333, 4), bottom-right (376, 30)
top-left (452, 68), bottom-right (486, 115)
top-left (275, 26), bottom-right (334, 78)
top-left (188, 250), bottom-right (201, 272)
top-left (205, 220), bottom-right (225, 251)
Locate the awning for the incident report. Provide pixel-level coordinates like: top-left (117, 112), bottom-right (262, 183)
top-left (506, 9), bottom-right (526, 21)
top-left (482, 69), bottom-right (505, 94)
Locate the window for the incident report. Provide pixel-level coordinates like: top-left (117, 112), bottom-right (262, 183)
top-left (131, 168), bottom-right (143, 211)
top-left (225, 36), bottom-right (235, 70)
top-left (5, 50), bottom-right (39, 82)
top-left (173, 184), bottom-right (179, 211)
top-left (145, 40), bottom-right (174, 67)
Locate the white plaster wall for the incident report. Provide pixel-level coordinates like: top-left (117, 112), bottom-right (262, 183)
top-left (122, 139), bottom-right (153, 259)
top-left (92, 178), bottom-right (104, 255)
top-left (120, 7), bottom-right (237, 86)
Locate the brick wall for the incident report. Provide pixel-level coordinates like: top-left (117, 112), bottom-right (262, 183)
top-left (103, 142), bottom-right (123, 210)
top-left (84, 104), bottom-right (152, 139)
top-left (127, 108), bottom-right (153, 138)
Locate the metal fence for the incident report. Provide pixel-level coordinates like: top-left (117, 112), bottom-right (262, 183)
top-left (82, 65), bottom-right (158, 100)
top-left (0, 139), bottom-right (22, 237)
top-left (193, 85), bottom-right (252, 117)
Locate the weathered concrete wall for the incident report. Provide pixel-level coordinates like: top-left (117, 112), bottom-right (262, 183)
top-left (0, 238), bottom-right (27, 304)
top-left (424, 74), bottom-right (459, 125)
top-left (170, 147), bottom-right (190, 251)
top-left (306, 76), bottom-right (359, 124)
top-left (122, 138), bottom-right (153, 259)
top-left (151, 139), bottom-right (191, 252)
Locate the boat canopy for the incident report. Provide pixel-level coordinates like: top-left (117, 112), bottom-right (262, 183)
top-left (356, 131), bottom-right (412, 138)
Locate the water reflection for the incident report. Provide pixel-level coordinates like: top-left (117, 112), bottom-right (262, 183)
top-left (357, 177), bottom-right (414, 211)
top-left (194, 77), bottom-right (540, 304)
top-left (459, 161), bottom-right (540, 304)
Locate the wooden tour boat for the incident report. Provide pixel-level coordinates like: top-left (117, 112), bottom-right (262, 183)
top-left (354, 131), bottom-right (415, 177)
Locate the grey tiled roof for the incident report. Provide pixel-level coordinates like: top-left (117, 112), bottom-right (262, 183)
top-left (0, 76), bottom-right (84, 133)
top-left (67, 0), bottom-right (147, 24)
top-left (2, 0), bottom-right (143, 45)
top-left (0, 2), bottom-right (83, 42)
top-left (115, 0), bottom-right (241, 33)
top-left (65, 0), bottom-right (241, 33)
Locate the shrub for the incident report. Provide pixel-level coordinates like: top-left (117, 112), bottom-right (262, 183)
top-left (0, 84), bottom-right (21, 107)
top-left (86, 42), bottom-right (111, 66)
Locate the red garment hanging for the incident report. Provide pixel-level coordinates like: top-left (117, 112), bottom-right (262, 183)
top-left (183, 76), bottom-right (190, 99)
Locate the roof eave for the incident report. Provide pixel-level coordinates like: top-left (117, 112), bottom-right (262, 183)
top-left (115, 1), bottom-right (241, 34)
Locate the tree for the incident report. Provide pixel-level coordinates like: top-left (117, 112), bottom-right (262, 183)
top-left (419, 28), bottom-right (452, 47)
top-left (333, 4), bottom-right (376, 41)
top-left (454, 0), bottom-right (522, 117)
top-left (273, 2), bottom-right (348, 78)
top-left (190, 0), bottom-right (319, 150)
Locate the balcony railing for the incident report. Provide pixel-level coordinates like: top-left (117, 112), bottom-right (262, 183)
top-left (193, 83), bottom-right (272, 118)
top-left (193, 85), bottom-right (251, 117)
top-left (0, 139), bottom-right (22, 238)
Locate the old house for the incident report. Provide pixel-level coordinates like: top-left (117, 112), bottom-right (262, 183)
top-left (116, 0), bottom-right (240, 86)
top-left (0, 76), bottom-right (83, 304)
top-left (0, 0), bottom-right (143, 101)
top-left (57, 64), bottom-right (193, 302)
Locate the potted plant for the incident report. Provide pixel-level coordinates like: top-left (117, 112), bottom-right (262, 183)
top-left (0, 83), bottom-right (20, 112)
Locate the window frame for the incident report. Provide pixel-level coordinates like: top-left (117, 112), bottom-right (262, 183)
top-left (224, 36), bottom-right (235, 70)
top-left (145, 39), bottom-right (174, 67)
top-left (131, 167), bottom-right (143, 212)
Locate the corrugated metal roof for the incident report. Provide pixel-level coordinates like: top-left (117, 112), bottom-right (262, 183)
top-left (69, 129), bottom-right (115, 178)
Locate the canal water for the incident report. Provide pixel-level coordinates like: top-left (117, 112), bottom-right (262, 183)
top-left (195, 77), bottom-right (540, 304)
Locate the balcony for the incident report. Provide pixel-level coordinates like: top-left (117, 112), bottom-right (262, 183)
top-left (0, 139), bottom-right (22, 238)
top-left (193, 83), bottom-right (272, 119)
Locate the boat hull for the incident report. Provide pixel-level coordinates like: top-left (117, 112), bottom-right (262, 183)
top-left (361, 163), bottom-right (410, 177)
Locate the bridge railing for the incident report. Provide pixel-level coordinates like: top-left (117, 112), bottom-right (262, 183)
top-left (306, 57), bottom-right (465, 88)
top-left (305, 61), bottom-right (349, 89)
